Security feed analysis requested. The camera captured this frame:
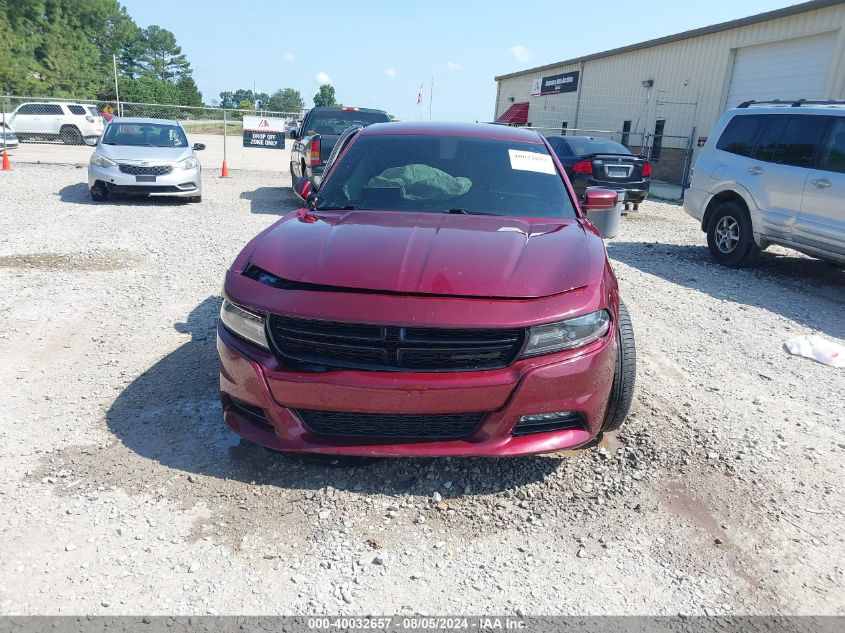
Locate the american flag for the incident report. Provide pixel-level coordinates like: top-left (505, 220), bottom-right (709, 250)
top-left (416, 82), bottom-right (424, 105)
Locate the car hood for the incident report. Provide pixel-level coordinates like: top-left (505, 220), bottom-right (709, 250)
top-left (246, 211), bottom-right (592, 298)
top-left (96, 144), bottom-right (193, 163)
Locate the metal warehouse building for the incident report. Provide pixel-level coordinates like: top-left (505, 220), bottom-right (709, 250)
top-left (493, 0), bottom-right (845, 187)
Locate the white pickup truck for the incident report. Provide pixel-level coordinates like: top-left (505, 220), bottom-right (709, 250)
top-left (3, 101), bottom-right (104, 145)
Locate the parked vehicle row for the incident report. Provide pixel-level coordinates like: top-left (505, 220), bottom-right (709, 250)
top-left (684, 100), bottom-right (845, 266)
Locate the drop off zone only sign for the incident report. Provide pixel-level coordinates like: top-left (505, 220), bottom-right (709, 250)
top-left (242, 116), bottom-right (285, 149)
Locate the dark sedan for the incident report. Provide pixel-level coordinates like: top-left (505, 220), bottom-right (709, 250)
top-left (546, 136), bottom-right (650, 210)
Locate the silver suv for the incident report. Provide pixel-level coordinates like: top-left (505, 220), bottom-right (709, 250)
top-left (684, 100), bottom-right (845, 266)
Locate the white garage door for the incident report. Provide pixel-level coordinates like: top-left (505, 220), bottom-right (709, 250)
top-left (725, 32), bottom-right (836, 109)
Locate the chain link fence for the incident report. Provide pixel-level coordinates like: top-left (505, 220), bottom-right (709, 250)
top-left (0, 95), bottom-right (300, 174)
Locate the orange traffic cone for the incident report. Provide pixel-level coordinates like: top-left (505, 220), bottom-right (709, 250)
top-left (221, 159), bottom-right (229, 178)
top-left (1, 149), bottom-right (10, 171)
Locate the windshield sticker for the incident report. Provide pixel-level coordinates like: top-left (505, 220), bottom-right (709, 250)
top-left (508, 149), bottom-right (556, 174)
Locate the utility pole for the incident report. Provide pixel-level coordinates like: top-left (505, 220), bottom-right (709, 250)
top-left (429, 76), bottom-right (434, 120)
top-left (112, 54), bottom-right (121, 117)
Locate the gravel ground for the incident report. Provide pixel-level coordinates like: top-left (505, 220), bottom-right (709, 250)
top-left (0, 163), bottom-right (843, 616)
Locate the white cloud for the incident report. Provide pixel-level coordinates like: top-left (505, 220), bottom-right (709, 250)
top-left (447, 61), bottom-right (462, 71)
top-left (315, 71), bottom-right (333, 85)
top-left (283, 52), bottom-right (295, 62)
top-left (509, 45), bottom-right (531, 62)
top-left (384, 68), bottom-right (397, 78)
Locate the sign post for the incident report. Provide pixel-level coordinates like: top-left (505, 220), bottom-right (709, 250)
top-left (242, 116), bottom-right (286, 149)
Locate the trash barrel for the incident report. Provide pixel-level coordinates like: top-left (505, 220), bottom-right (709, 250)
top-left (585, 201), bottom-right (623, 239)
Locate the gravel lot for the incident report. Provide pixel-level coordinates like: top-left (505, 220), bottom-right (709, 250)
top-left (0, 163), bottom-right (843, 616)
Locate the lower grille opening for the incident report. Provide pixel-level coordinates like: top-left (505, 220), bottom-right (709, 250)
top-left (511, 412), bottom-right (586, 437)
top-left (228, 397), bottom-right (271, 426)
top-left (295, 409), bottom-right (484, 440)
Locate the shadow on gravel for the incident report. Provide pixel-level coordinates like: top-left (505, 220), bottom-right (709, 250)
top-left (240, 186), bottom-right (300, 215)
top-left (608, 241), bottom-right (845, 339)
top-left (105, 296), bottom-right (561, 496)
top-left (58, 181), bottom-right (188, 206)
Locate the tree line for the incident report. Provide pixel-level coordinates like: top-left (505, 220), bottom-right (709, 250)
top-left (0, 0), bottom-right (340, 112)
top-left (216, 85), bottom-right (339, 114)
top-left (1, 0), bottom-right (202, 106)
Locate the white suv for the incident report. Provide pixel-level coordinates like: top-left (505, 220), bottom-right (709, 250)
top-left (5, 102), bottom-right (105, 145)
top-left (684, 100), bottom-right (845, 266)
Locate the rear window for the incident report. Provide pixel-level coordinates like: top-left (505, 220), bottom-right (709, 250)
top-left (315, 134), bottom-right (576, 219)
top-left (558, 137), bottom-right (631, 156)
top-left (306, 110), bottom-right (390, 135)
top-left (68, 105), bottom-right (86, 115)
top-left (716, 115), bottom-right (764, 157)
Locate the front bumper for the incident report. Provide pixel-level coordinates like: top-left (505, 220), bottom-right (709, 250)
top-left (217, 321), bottom-right (617, 457)
top-left (88, 164), bottom-right (202, 197)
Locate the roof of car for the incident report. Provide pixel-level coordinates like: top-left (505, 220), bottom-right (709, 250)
top-left (727, 104), bottom-right (845, 116)
top-left (108, 117), bottom-right (181, 126)
top-left (359, 121), bottom-right (545, 143)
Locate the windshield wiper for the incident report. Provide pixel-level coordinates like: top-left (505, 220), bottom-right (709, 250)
top-left (315, 205), bottom-right (367, 211)
top-left (445, 208), bottom-right (499, 216)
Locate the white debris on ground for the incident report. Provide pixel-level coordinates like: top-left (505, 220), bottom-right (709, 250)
top-left (784, 334), bottom-right (845, 368)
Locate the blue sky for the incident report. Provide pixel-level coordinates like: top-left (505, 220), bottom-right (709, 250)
top-left (121, 0), bottom-right (800, 120)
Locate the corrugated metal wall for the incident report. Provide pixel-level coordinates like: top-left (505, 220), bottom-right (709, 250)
top-left (495, 2), bottom-right (845, 157)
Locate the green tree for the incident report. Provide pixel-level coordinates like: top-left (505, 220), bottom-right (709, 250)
top-left (176, 75), bottom-right (203, 107)
top-left (237, 100), bottom-right (253, 109)
top-left (131, 25), bottom-right (192, 82)
top-left (313, 84), bottom-right (337, 107)
top-left (267, 88), bottom-right (304, 113)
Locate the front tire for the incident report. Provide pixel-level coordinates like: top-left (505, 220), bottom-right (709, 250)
top-left (90, 183), bottom-right (108, 201)
top-left (706, 201), bottom-right (760, 267)
top-left (602, 302), bottom-right (636, 432)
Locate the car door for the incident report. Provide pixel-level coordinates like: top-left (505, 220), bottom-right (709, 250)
top-left (46, 104), bottom-right (65, 134)
top-left (795, 117), bottom-right (845, 256)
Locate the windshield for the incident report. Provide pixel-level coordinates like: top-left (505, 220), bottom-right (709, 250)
top-left (87, 107), bottom-right (99, 117)
top-left (315, 134), bottom-right (577, 219)
top-left (305, 110), bottom-right (389, 135)
top-left (102, 122), bottom-right (188, 147)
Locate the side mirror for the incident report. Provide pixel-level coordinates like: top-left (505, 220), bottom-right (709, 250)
top-left (192, 143), bottom-right (206, 151)
top-left (289, 129), bottom-right (298, 139)
top-left (83, 137), bottom-right (98, 147)
top-left (582, 188), bottom-right (618, 211)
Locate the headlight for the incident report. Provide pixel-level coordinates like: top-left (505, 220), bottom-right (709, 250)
top-left (521, 310), bottom-right (611, 357)
top-left (220, 299), bottom-right (269, 350)
top-left (179, 156), bottom-right (199, 170)
top-left (90, 153), bottom-right (116, 168)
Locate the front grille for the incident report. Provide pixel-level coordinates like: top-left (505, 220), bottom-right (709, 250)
top-left (511, 412), bottom-right (586, 436)
top-left (267, 315), bottom-right (525, 372)
top-left (118, 163), bottom-right (173, 176)
top-left (296, 409), bottom-right (484, 439)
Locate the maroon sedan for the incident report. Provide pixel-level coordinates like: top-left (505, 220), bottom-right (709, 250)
top-left (218, 122), bottom-right (635, 457)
